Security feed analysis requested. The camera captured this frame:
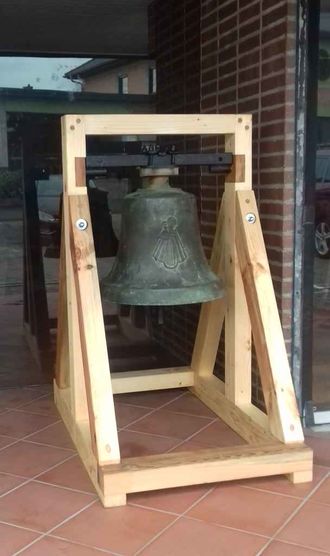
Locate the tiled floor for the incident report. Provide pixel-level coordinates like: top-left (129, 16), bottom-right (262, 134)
top-left (0, 386), bottom-right (329, 555)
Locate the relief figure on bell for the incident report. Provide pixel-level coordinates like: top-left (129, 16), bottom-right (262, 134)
top-left (153, 216), bottom-right (187, 270)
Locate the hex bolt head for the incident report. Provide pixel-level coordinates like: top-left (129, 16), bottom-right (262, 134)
top-left (75, 218), bottom-right (88, 231)
top-left (245, 212), bottom-right (256, 224)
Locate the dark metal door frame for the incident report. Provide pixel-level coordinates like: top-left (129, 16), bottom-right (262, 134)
top-left (293, 0), bottom-right (320, 412)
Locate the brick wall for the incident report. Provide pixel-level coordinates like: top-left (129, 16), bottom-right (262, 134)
top-left (149, 0), bottom-right (297, 406)
top-left (200, 0), bottom-right (297, 404)
top-left (148, 0), bottom-right (202, 365)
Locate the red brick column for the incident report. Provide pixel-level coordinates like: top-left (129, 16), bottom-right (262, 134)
top-left (149, 0), bottom-right (297, 405)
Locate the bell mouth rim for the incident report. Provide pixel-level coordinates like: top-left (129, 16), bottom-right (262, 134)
top-left (101, 282), bottom-right (225, 306)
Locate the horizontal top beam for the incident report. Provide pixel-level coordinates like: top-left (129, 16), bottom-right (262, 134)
top-left (78, 114), bottom-right (252, 136)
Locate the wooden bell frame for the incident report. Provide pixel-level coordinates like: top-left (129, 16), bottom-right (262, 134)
top-left (55, 114), bottom-right (312, 508)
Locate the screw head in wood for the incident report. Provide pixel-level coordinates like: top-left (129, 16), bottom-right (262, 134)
top-left (245, 212), bottom-right (256, 224)
top-left (75, 218), bottom-right (88, 230)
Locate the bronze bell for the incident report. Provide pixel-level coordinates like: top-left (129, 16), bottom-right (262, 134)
top-left (101, 170), bottom-right (224, 306)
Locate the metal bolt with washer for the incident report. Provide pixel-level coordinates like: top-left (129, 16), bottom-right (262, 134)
top-left (245, 213), bottom-right (256, 224)
top-left (76, 218), bottom-right (88, 231)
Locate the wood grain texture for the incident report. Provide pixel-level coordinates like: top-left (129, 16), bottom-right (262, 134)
top-left (192, 375), bottom-right (274, 444)
top-left (54, 382), bottom-right (126, 507)
top-left (54, 113), bottom-right (311, 508)
top-left (226, 154), bottom-right (245, 183)
top-left (75, 157), bottom-right (87, 187)
top-left (69, 194), bottom-right (120, 465)
top-left (224, 118), bottom-right (252, 406)
top-left (61, 117), bottom-right (88, 422)
top-left (101, 442), bottom-right (312, 496)
top-left (83, 113), bottom-right (250, 136)
top-left (112, 367), bottom-right (193, 394)
top-left (236, 190), bottom-right (304, 443)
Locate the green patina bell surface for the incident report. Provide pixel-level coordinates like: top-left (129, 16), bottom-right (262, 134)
top-left (101, 180), bottom-right (224, 306)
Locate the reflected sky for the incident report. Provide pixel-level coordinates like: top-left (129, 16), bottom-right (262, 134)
top-left (0, 57), bottom-right (90, 91)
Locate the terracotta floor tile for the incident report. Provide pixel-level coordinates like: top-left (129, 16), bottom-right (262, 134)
top-left (278, 501), bottom-right (330, 552)
top-left (310, 475), bottom-right (330, 505)
top-left (126, 409), bottom-right (213, 440)
top-left (305, 435), bottom-right (330, 467)
top-left (188, 484), bottom-right (300, 536)
top-left (0, 441), bottom-right (73, 477)
top-left (169, 439), bottom-right (213, 453)
top-left (238, 465), bottom-right (327, 499)
top-left (21, 536), bottom-right (114, 555)
top-left (54, 501), bottom-right (176, 555)
top-left (26, 421), bottom-right (75, 450)
top-left (189, 420), bottom-right (246, 448)
top-left (115, 389), bottom-right (184, 409)
top-left (0, 471), bottom-right (26, 495)
top-left (0, 481), bottom-right (94, 532)
top-left (0, 522), bottom-right (39, 556)
top-left (26, 384), bottom-right (53, 394)
top-left (119, 430), bottom-right (180, 457)
top-left (115, 403), bottom-right (152, 428)
top-left (0, 410), bottom-right (58, 438)
top-left (37, 456), bottom-right (94, 493)
top-left (262, 540), bottom-right (328, 555)
top-left (0, 387), bottom-right (47, 410)
top-left (164, 392), bottom-right (216, 418)
top-left (0, 434), bottom-right (16, 449)
top-left (139, 517), bottom-right (268, 556)
top-left (19, 395), bottom-right (59, 417)
top-left (130, 484), bottom-right (212, 514)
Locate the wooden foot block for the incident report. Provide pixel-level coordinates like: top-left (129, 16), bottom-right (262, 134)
top-left (101, 493), bottom-right (127, 508)
top-left (287, 469), bottom-right (313, 484)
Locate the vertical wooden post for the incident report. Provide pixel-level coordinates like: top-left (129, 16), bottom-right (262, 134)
top-left (224, 116), bottom-right (252, 406)
top-left (61, 116), bottom-right (88, 421)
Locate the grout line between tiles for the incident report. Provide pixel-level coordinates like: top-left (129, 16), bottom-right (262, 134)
top-left (164, 417), bottom-right (220, 452)
top-left (119, 390), bottom-right (189, 430)
top-left (0, 519), bottom-right (44, 535)
top-left (32, 477), bottom-right (95, 497)
top-left (13, 391), bottom-right (53, 408)
top-left (256, 469), bottom-right (330, 555)
top-left (22, 439), bottom-right (75, 452)
top-left (12, 498), bottom-right (99, 556)
top-left (0, 416), bottom-right (63, 454)
top-left (0, 451), bottom-right (76, 500)
top-left (263, 538), bottom-right (330, 554)
top-left (117, 400), bottom-right (214, 421)
top-left (118, 427), bottom-right (189, 442)
top-left (185, 511), bottom-right (273, 540)
top-left (133, 485), bottom-right (216, 556)
top-left (48, 533), bottom-right (123, 555)
top-left (237, 478), bottom-right (328, 500)
top-left (11, 407), bottom-right (59, 418)
top-left (0, 389), bottom-right (51, 411)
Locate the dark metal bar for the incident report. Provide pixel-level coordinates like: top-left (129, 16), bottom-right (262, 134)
top-left (86, 152), bottom-right (233, 170)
